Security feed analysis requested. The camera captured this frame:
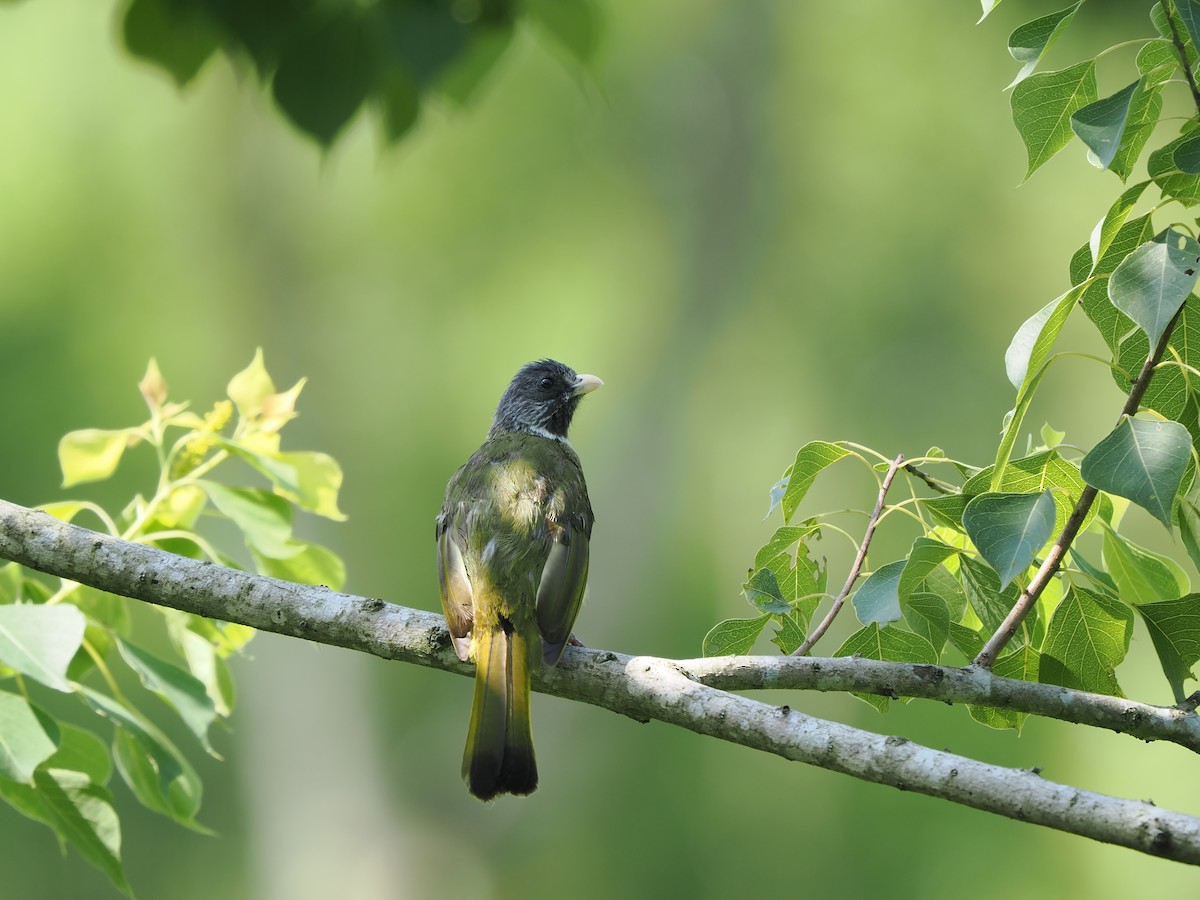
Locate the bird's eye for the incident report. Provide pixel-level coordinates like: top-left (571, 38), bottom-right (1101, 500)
top-left (538, 377), bottom-right (554, 390)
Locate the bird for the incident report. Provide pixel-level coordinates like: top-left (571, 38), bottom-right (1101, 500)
top-left (436, 359), bottom-right (602, 800)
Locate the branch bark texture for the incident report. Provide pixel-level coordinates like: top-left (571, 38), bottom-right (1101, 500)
top-left (2, 499), bottom-right (1200, 864)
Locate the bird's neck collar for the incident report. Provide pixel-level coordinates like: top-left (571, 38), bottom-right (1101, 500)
top-left (492, 422), bottom-right (575, 451)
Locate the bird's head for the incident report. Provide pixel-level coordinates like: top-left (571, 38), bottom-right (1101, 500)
top-left (489, 359), bottom-right (603, 441)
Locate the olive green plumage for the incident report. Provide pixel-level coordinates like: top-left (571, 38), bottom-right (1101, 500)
top-left (437, 360), bottom-right (600, 800)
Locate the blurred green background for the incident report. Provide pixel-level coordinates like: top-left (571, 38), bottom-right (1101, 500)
top-left (2, 0), bottom-right (1198, 897)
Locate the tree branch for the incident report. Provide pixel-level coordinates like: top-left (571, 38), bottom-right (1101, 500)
top-left (2, 498), bottom-right (1200, 864)
top-left (975, 305), bottom-right (1186, 668)
top-left (792, 453), bottom-right (905, 656)
top-left (1166, 0), bottom-right (1200, 115)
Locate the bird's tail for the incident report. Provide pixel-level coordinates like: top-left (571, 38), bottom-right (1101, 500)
top-left (462, 619), bottom-right (537, 800)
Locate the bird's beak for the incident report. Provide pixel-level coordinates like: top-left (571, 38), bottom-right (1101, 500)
top-left (572, 374), bottom-right (604, 396)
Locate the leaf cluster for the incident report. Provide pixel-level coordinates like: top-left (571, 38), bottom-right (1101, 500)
top-left (0, 352), bottom-right (346, 895)
top-left (707, 0), bottom-right (1200, 731)
top-left (118, 0), bottom-right (602, 147)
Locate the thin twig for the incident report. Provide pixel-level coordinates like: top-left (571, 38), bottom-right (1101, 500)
top-left (792, 453), bottom-right (905, 657)
top-left (975, 306), bottom-right (1186, 668)
top-left (903, 463), bottom-right (959, 495)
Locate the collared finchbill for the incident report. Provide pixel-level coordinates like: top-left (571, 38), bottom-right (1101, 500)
top-left (573, 374), bottom-right (603, 396)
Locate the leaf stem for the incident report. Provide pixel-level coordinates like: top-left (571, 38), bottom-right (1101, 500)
top-left (792, 453), bottom-right (905, 657)
top-left (975, 304), bottom-right (1187, 668)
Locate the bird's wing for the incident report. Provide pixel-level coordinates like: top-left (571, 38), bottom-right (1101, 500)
top-left (436, 509), bottom-right (475, 662)
top-left (535, 513), bottom-right (590, 665)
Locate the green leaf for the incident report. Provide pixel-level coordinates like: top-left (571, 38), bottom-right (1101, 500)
top-left (1083, 182), bottom-right (1151, 281)
top-left (851, 560), bottom-right (905, 626)
top-left (1070, 79), bottom-right (1139, 171)
top-left (753, 524), bottom-right (818, 570)
top-left (117, 640), bottom-right (218, 753)
top-left (959, 555), bottom-right (1022, 636)
top-left (0, 604), bottom-right (86, 691)
top-left (1040, 586), bottom-right (1133, 696)
top-left (58, 429), bottom-right (138, 488)
top-left (82, 689), bottom-right (207, 831)
top-left (775, 442), bottom-right (849, 522)
top-left (963, 491), bottom-right (1055, 589)
top-left (1174, 133), bottom-right (1200, 173)
top-left (0, 690), bottom-right (57, 783)
top-left (226, 348), bottom-right (275, 418)
top-left (904, 592), bottom-right (950, 653)
top-left (1006, 3), bottom-right (1083, 88)
top-left (122, 0), bottom-right (219, 87)
top-left (1081, 417), bottom-right (1191, 526)
top-left (272, 451), bottom-right (346, 520)
top-left (376, 65), bottom-right (420, 143)
top-left (770, 613), bottom-right (808, 655)
top-left (437, 23), bottom-right (514, 106)
top-left (971, 450), bottom-right (1092, 537)
top-left (254, 541), bottom-right (346, 591)
top-left (979, 0), bottom-right (1003, 22)
top-left (25, 769), bottom-right (130, 896)
top-left (1011, 60), bottom-right (1097, 180)
top-left (947, 622), bottom-right (985, 661)
top-left (742, 568), bottom-right (790, 615)
top-left (1175, 0), bottom-right (1200, 52)
top-left (969, 646), bottom-right (1040, 731)
top-left (1149, 130), bottom-right (1200, 206)
top-left (835, 624), bottom-right (937, 712)
top-left (524, 0), bottom-right (602, 64)
top-left (897, 538), bottom-right (959, 604)
top-left (1004, 285), bottom-right (1081, 389)
top-left (198, 481), bottom-right (299, 559)
top-left (1110, 81), bottom-right (1164, 181)
top-left (1135, 594), bottom-right (1200, 702)
top-left (1103, 526), bottom-right (1188, 604)
top-left (271, 11), bottom-right (373, 145)
top-left (43, 724), bottom-right (112, 786)
top-left (1107, 230), bottom-right (1200, 346)
top-left (702, 615), bottom-right (770, 656)
top-left (1177, 485), bottom-right (1200, 571)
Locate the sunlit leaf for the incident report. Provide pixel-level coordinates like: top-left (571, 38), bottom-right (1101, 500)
top-left (272, 451), bottom-right (346, 520)
top-left (199, 481), bottom-right (299, 559)
top-left (775, 442), bottom-right (849, 522)
top-left (1004, 285), bottom-right (1082, 389)
top-left (1039, 586), bottom-right (1133, 696)
top-left (42, 724), bottom-right (111, 787)
top-left (0, 604), bottom-right (85, 691)
top-left (1103, 526), bottom-right (1187, 604)
top-left (1011, 60), bottom-right (1096, 180)
top-left (1006, 3), bottom-right (1082, 88)
top-left (0, 690), bottom-right (57, 783)
top-left (226, 348), bottom-right (276, 418)
top-left (58, 429), bottom-right (139, 488)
